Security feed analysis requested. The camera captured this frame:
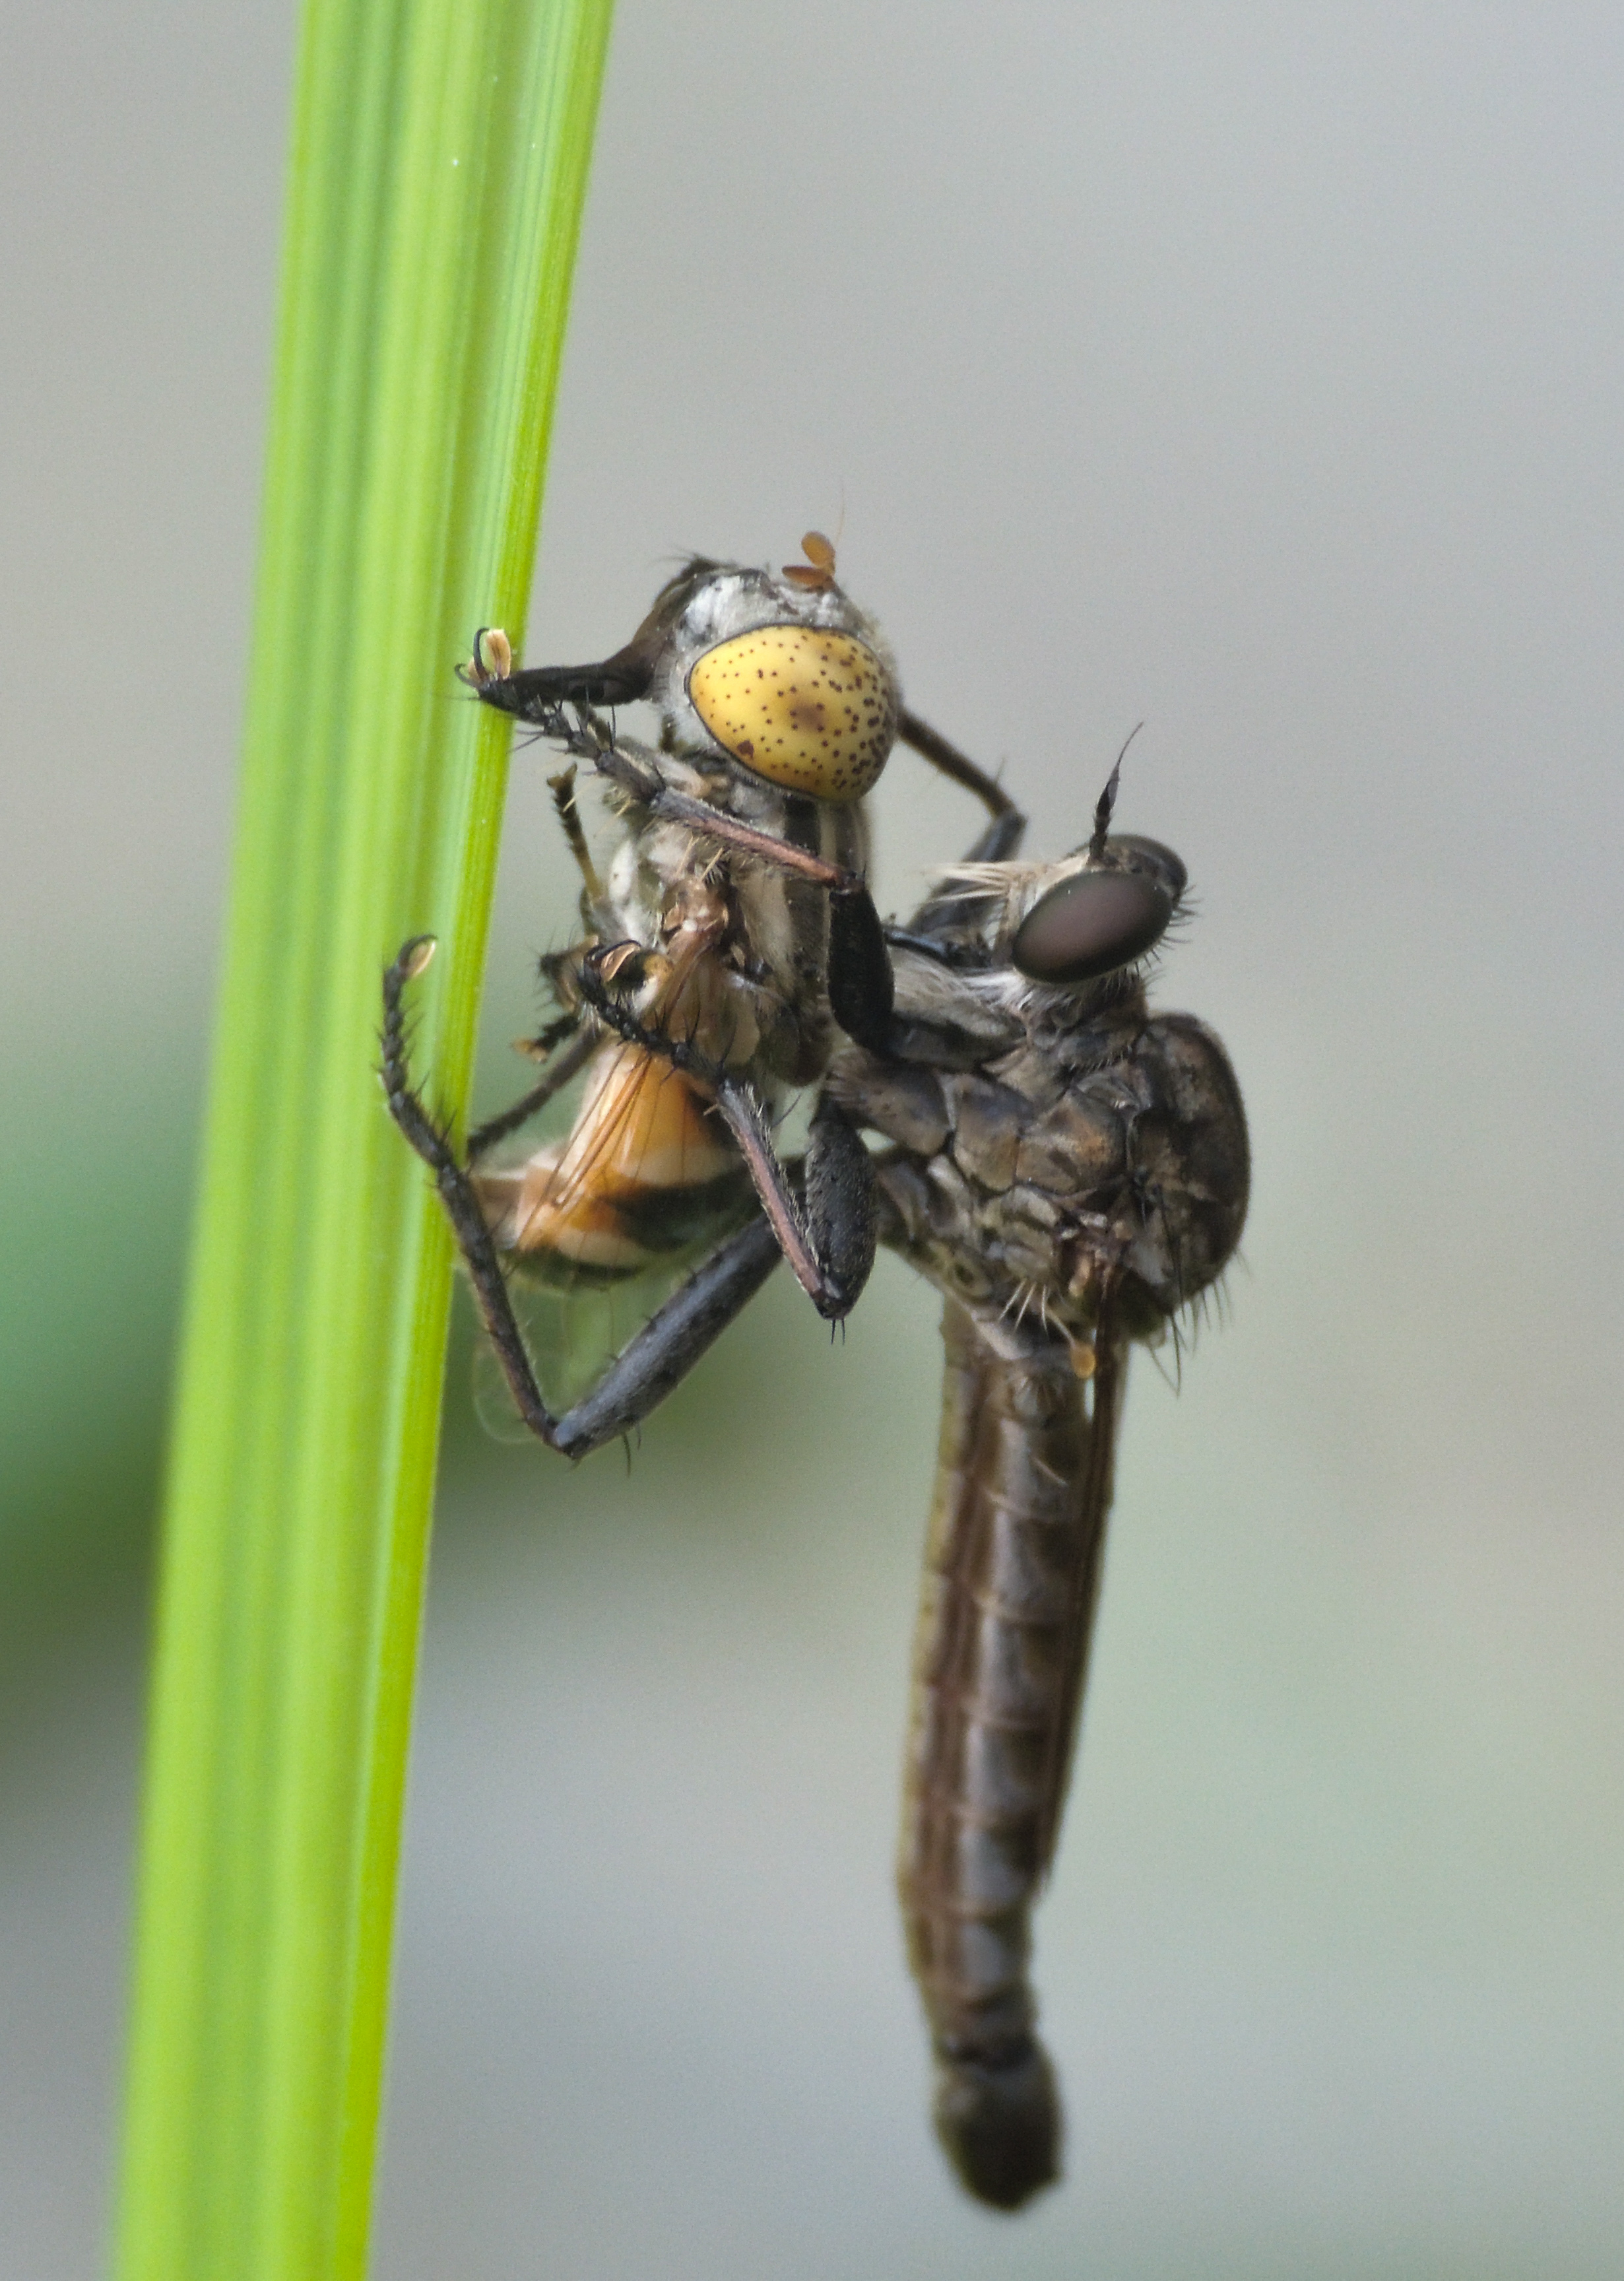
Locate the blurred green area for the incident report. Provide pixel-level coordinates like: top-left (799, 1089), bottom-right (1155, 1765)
top-left (1, 1055), bottom-right (193, 1637)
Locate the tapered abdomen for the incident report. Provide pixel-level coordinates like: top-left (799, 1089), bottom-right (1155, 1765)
top-left (899, 1299), bottom-right (1122, 2210)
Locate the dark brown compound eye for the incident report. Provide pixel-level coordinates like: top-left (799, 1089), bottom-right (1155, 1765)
top-left (1011, 869), bottom-right (1175, 984)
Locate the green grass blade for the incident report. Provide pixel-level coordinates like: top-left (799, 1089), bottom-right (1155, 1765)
top-left (114, 2), bottom-right (614, 2274)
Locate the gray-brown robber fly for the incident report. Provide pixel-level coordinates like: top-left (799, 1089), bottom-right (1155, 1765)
top-left (382, 553), bottom-right (1247, 2212)
top-left (824, 753), bottom-right (1250, 2208)
top-left (382, 536), bottom-right (1022, 1454)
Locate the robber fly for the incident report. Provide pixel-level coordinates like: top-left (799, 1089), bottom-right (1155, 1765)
top-left (382, 537), bottom-right (1022, 1455)
top-left (826, 755), bottom-right (1250, 2209)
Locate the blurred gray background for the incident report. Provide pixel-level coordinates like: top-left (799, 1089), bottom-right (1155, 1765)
top-left (5, 2), bottom-right (1623, 2274)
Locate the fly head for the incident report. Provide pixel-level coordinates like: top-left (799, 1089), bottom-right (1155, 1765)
top-left (461, 535), bottom-right (901, 806)
top-left (1009, 746), bottom-right (1188, 987)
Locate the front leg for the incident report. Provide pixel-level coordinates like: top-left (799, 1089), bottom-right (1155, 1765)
top-left (381, 941), bottom-right (782, 1457)
top-left (575, 948), bottom-right (877, 1321)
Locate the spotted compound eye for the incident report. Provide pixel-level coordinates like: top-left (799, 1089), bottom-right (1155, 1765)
top-left (686, 625), bottom-right (898, 801)
top-left (1011, 869), bottom-right (1175, 984)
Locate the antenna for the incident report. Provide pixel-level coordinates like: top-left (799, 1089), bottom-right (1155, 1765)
top-left (1088, 721), bottom-right (1144, 861)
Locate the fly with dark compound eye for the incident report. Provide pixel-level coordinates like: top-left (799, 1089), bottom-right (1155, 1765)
top-left (381, 537), bottom-right (1023, 1455)
top-left (824, 750), bottom-right (1250, 2209)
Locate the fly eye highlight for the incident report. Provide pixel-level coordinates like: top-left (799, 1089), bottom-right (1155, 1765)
top-left (686, 624), bottom-right (899, 801)
top-left (1011, 869), bottom-right (1175, 984)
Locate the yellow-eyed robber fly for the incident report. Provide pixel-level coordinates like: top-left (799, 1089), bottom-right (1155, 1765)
top-left (381, 536), bottom-right (1022, 1455)
top-left (382, 552), bottom-right (1247, 2210)
top-left (824, 752), bottom-right (1250, 2208)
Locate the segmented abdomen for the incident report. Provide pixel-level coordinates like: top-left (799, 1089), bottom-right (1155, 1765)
top-left (899, 1298), bottom-right (1122, 2208)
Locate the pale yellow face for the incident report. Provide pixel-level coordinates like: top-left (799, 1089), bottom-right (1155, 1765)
top-left (685, 624), bottom-right (897, 801)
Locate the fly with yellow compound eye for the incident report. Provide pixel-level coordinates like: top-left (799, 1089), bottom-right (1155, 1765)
top-left (383, 572), bottom-right (1250, 2212)
top-left (381, 536), bottom-right (1023, 1456)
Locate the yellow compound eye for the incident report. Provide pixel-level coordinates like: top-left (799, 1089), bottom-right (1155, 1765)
top-left (686, 625), bottom-right (897, 801)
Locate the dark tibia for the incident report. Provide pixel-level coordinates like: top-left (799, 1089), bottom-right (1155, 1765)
top-left (550, 1216), bottom-right (782, 1457)
top-left (933, 2038), bottom-right (1061, 2212)
top-left (801, 1093), bottom-right (876, 1307)
top-left (708, 1080), bottom-right (874, 1322)
top-left (962, 808), bottom-right (1027, 863)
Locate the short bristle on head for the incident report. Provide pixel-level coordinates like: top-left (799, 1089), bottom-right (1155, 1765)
top-left (781, 529), bottom-right (837, 589)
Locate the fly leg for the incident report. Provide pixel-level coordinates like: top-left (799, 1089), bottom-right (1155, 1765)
top-left (896, 708), bottom-right (1025, 848)
top-left (575, 947), bottom-right (877, 1322)
top-left (725, 1083), bottom-right (876, 1323)
top-left (381, 937), bottom-right (783, 1457)
top-left (538, 1214), bottom-right (782, 1456)
top-left (381, 937), bottom-right (572, 1447)
top-left (468, 628), bottom-right (1027, 849)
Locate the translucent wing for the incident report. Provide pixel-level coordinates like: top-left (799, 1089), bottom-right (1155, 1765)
top-left (467, 1030), bottom-right (760, 1437)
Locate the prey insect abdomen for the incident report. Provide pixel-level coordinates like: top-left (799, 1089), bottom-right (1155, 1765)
top-left (474, 1044), bottom-right (748, 1276)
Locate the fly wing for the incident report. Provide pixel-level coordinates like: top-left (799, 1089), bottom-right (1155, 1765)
top-left (467, 1252), bottom-right (745, 1438)
top-left (467, 1032), bottom-right (759, 1434)
top-left (1031, 1299), bottom-right (1126, 1876)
